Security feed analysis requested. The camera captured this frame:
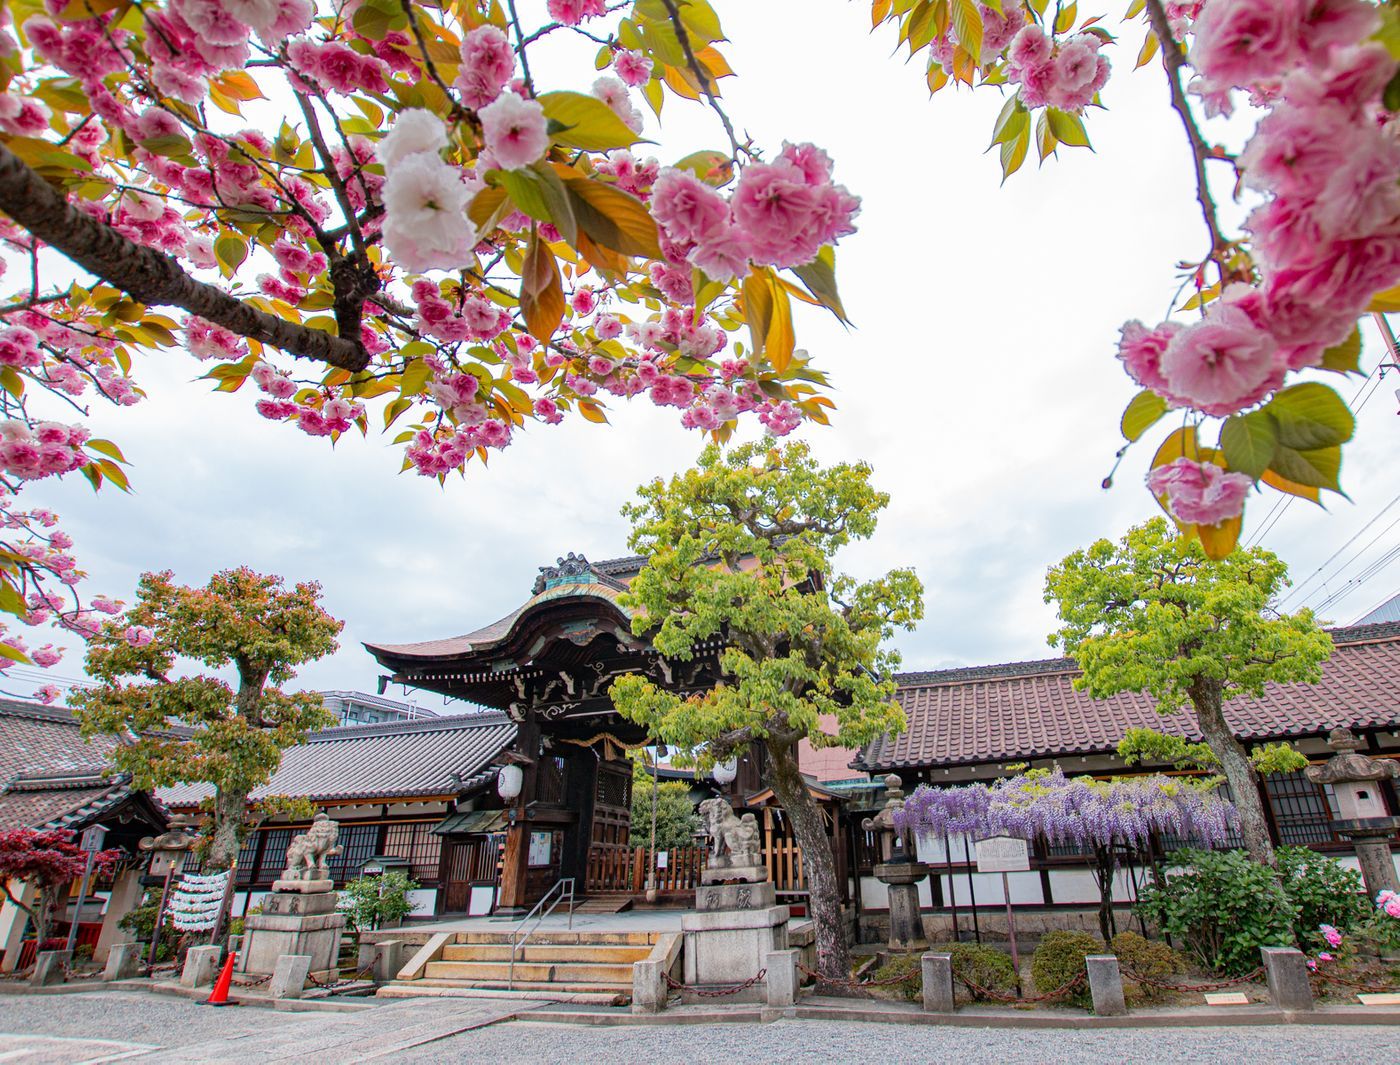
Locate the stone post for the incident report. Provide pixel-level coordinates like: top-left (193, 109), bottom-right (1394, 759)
top-left (631, 958), bottom-right (667, 1014)
top-left (1260, 947), bottom-right (1314, 1011)
top-left (180, 944), bottom-right (223, 988)
top-left (358, 939), bottom-right (404, 983)
top-left (270, 954), bottom-right (312, 999)
top-left (1086, 955), bottom-right (1127, 1016)
top-left (30, 949), bottom-right (70, 987)
top-left (765, 949), bottom-right (799, 1008)
top-left (920, 951), bottom-right (955, 1013)
top-left (103, 942), bottom-right (142, 981)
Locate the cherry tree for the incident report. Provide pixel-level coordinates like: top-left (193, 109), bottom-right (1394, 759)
top-left (875, 0), bottom-right (1400, 557)
top-left (0, 0), bottom-right (857, 670)
top-left (0, 827), bottom-right (121, 946)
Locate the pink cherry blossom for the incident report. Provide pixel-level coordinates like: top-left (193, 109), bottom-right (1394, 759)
top-left (1159, 302), bottom-right (1283, 416)
top-left (614, 50), bottom-right (653, 87)
top-left (479, 92), bottom-right (548, 171)
top-left (1117, 320), bottom-right (1183, 400)
top-left (651, 167), bottom-right (729, 245)
top-left (546, 0), bottom-right (606, 26)
top-left (1188, 0), bottom-right (1305, 93)
top-left (457, 24), bottom-right (515, 110)
top-left (1147, 458), bottom-right (1253, 526)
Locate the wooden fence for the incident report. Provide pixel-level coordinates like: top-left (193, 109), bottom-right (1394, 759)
top-left (585, 842), bottom-right (808, 896)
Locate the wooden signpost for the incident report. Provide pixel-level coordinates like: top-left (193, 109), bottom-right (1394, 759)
top-left (975, 835), bottom-right (1030, 981)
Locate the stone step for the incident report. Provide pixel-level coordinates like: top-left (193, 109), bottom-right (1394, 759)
top-left (441, 943), bottom-right (652, 964)
top-left (423, 959), bottom-right (635, 984)
top-left (377, 983), bottom-right (627, 1006)
top-left (453, 930), bottom-right (656, 947)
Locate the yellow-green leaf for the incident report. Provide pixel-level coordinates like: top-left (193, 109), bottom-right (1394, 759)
top-left (539, 91), bottom-right (643, 151)
top-left (1121, 389), bottom-right (1167, 442)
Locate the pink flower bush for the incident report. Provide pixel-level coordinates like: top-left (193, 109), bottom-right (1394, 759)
top-left (479, 92), bottom-right (548, 171)
top-left (1147, 458), bottom-right (1252, 526)
top-left (1379, 889), bottom-right (1400, 919)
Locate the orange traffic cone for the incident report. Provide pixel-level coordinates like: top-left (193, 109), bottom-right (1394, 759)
top-left (200, 951), bottom-right (239, 1007)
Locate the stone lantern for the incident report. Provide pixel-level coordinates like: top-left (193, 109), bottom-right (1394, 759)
top-left (1305, 728), bottom-right (1400, 897)
top-left (138, 813), bottom-right (201, 878)
top-left (862, 774), bottom-right (929, 951)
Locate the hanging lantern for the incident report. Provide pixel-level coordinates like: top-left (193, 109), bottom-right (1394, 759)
top-left (712, 759), bottom-right (738, 786)
top-left (496, 764), bottom-right (524, 801)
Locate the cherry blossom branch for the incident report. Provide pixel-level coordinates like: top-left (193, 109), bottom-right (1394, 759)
top-left (1143, 0), bottom-right (1228, 277)
top-left (658, 0), bottom-right (749, 162)
top-left (505, 0), bottom-right (535, 95)
top-left (0, 144), bottom-right (370, 372)
top-left (399, 0), bottom-right (473, 122)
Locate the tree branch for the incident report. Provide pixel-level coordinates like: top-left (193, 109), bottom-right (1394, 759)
top-left (657, 0), bottom-right (748, 162)
top-left (0, 144), bottom-right (370, 372)
top-left (1143, 0), bottom-right (1228, 276)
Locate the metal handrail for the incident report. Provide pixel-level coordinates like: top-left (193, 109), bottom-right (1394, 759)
top-left (508, 877), bottom-right (575, 988)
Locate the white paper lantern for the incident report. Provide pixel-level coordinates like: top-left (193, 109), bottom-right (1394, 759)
top-left (712, 759), bottom-right (738, 786)
top-left (496, 763), bottom-right (524, 801)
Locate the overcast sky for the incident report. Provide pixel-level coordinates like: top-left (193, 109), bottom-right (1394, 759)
top-left (11, 2), bottom-right (1400, 710)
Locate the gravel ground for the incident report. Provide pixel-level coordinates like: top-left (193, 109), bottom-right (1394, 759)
top-left (398, 1019), bottom-right (1400, 1065)
top-left (2, 992), bottom-right (1397, 1065)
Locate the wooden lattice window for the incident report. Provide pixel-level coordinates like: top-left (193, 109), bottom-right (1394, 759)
top-left (536, 756), bottom-right (567, 805)
top-left (254, 828), bottom-right (293, 883)
top-left (1264, 771), bottom-right (1336, 846)
top-left (327, 823), bottom-right (381, 882)
top-left (383, 822), bottom-right (443, 882)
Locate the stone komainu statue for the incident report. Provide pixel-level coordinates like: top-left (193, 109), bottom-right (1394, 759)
top-left (697, 798), bottom-right (761, 868)
top-left (280, 813), bottom-right (342, 882)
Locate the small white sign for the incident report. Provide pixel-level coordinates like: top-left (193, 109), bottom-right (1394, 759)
top-left (79, 825), bottom-right (108, 853)
top-left (656, 851), bottom-right (669, 869)
top-left (1204, 992), bottom-right (1250, 1006)
top-left (1358, 992), bottom-right (1400, 1006)
top-left (974, 835), bottom-right (1030, 873)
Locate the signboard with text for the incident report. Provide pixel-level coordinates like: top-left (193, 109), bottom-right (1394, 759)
top-left (974, 835), bottom-right (1030, 873)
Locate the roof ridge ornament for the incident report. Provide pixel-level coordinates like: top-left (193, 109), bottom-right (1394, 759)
top-left (533, 551), bottom-right (600, 594)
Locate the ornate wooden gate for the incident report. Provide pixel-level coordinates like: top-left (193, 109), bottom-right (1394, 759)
top-left (585, 757), bottom-right (634, 893)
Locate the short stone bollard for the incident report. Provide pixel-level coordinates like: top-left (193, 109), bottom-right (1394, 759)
top-left (920, 952), bottom-right (955, 1013)
top-left (180, 944), bottom-right (223, 989)
top-left (1260, 946), bottom-right (1314, 1011)
top-left (358, 939), bottom-right (404, 984)
top-left (765, 949), bottom-right (800, 1008)
top-left (270, 954), bottom-right (313, 999)
top-left (631, 958), bottom-right (667, 1014)
top-left (103, 942), bottom-right (142, 982)
top-left (30, 949), bottom-right (71, 987)
top-left (1086, 955), bottom-right (1127, 1016)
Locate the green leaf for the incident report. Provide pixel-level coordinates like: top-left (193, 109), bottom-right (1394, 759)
top-left (1046, 108), bottom-right (1091, 149)
top-left (538, 91), bottom-right (643, 151)
top-left (0, 638), bottom-right (31, 662)
top-left (400, 357), bottom-right (432, 397)
top-left (1000, 122), bottom-right (1029, 181)
top-left (1320, 325), bottom-right (1363, 374)
top-left (989, 96), bottom-right (1026, 148)
top-left (1265, 383), bottom-right (1356, 450)
top-left (562, 175), bottom-right (663, 259)
top-left (950, 0), bottom-right (984, 64)
top-left (1385, 67), bottom-right (1400, 111)
top-left (1220, 412), bottom-right (1277, 479)
top-left (214, 234), bottom-right (248, 278)
top-left (673, 150), bottom-right (734, 187)
top-left (86, 438), bottom-right (128, 464)
top-left (1269, 443), bottom-right (1342, 492)
top-left (791, 248), bottom-right (848, 324)
top-left (0, 367), bottom-right (23, 400)
top-left (1120, 390), bottom-right (1168, 442)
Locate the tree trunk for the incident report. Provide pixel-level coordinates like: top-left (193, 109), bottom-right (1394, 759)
top-left (1189, 677), bottom-right (1276, 866)
top-left (208, 785), bottom-right (248, 871)
top-left (763, 738), bottom-right (850, 986)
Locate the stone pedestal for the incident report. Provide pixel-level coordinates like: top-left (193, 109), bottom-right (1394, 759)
top-left (921, 952), bottom-right (955, 1013)
top-left (873, 861), bottom-right (929, 951)
top-left (1087, 955), bottom-right (1127, 1016)
top-left (359, 939), bottom-right (404, 984)
top-left (270, 954), bottom-right (312, 999)
top-left (681, 876), bottom-right (788, 1004)
top-left (31, 949), bottom-right (69, 987)
top-left (1335, 818), bottom-right (1400, 898)
top-left (239, 888), bottom-right (344, 979)
top-left (181, 944), bottom-right (222, 988)
top-left (103, 942), bottom-right (142, 981)
top-left (1261, 946), bottom-right (1314, 1011)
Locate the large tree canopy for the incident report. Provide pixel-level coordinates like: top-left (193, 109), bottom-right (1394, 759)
top-left (1045, 517), bottom-right (1333, 865)
top-left (70, 567), bottom-right (342, 868)
top-left (610, 440), bottom-right (923, 982)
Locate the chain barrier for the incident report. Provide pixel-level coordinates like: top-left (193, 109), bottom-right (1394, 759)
top-left (795, 961), bottom-right (920, 991)
top-left (1120, 964), bottom-right (1265, 994)
top-left (956, 968), bottom-right (1087, 1004)
top-left (1310, 966), bottom-right (1399, 995)
top-left (231, 972), bottom-right (271, 987)
top-left (663, 967), bottom-right (767, 998)
top-left (305, 964), bottom-right (375, 992)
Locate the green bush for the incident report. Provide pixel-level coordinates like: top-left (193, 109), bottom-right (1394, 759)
top-left (930, 941), bottom-right (1018, 1001)
top-left (340, 870), bottom-right (421, 932)
top-left (1275, 846), bottom-right (1368, 950)
top-left (865, 953), bottom-right (922, 1001)
top-left (1110, 930), bottom-right (1184, 1002)
top-left (1137, 849), bottom-right (1296, 975)
top-left (118, 892), bottom-right (166, 940)
top-left (1030, 930), bottom-right (1102, 1007)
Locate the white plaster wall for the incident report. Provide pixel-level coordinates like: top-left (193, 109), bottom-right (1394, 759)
top-left (404, 889), bottom-right (436, 917)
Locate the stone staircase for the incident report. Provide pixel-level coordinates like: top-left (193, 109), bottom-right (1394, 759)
top-left (378, 930), bottom-right (656, 1005)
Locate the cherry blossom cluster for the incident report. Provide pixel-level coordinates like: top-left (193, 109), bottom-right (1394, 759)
top-left (1005, 25), bottom-right (1112, 113)
top-left (650, 142), bottom-right (859, 281)
top-left (0, 420), bottom-right (90, 482)
top-left (1119, 0), bottom-right (1398, 528)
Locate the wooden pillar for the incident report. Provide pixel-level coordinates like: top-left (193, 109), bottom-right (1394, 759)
top-left (496, 718), bottom-right (540, 913)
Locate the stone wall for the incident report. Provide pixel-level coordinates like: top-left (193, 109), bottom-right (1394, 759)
top-left (857, 905), bottom-right (1154, 946)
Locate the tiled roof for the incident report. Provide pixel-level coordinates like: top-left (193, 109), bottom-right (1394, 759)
top-left (859, 622), bottom-right (1400, 772)
top-left (0, 700), bottom-right (118, 786)
top-left (159, 712), bottom-right (516, 806)
top-left (0, 775), bottom-right (132, 832)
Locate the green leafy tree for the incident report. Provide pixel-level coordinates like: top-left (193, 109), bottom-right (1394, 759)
top-left (629, 773), bottom-right (700, 854)
top-left (610, 441), bottom-right (923, 983)
top-left (71, 568), bottom-right (342, 869)
top-left (1046, 518), bottom-right (1332, 865)
top-left (340, 871), bottom-right (421, 933)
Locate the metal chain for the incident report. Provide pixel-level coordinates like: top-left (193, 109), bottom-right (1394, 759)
top-left (1120, 964), bottom-right (1265, 993)
top-left (1310, 966), bottom-right (1399, 995)
top-left (957, 968), bottom-right (1087, 1004)
top-left (305, 964), bottom-right (375, 992)
top-left (663, 967), bottom-right (767, 997)
top-left (231, 972), bottom-right (271, 987)
top-left (796, 961), bottom-right (920, 990)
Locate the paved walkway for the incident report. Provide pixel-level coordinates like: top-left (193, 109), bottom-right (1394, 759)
top-left (2, 990), bottom-right (1397, 1064)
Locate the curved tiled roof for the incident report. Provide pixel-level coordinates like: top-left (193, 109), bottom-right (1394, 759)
top-left (159, 712), bottom-right (516, 806)
top-left (0, 700), bottom-right (118, 786)
top-left (860, 622), bottom-right (1400, 771)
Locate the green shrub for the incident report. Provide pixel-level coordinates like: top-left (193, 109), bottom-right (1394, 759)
top-left (930, 941), bottom-right (1018, 1001)
top-left (1030, 930), bottom-right (1102, 1007)
top-left (73, 943), bottom-right (94, 963)
top-left (1275, 847), bottom-right (1368, 950)
top-left (1137, 849), bottom-right (1296, 975)
top-left (340, 871), bottom-right (420, 932)
top-left (866, 952), bottom-right (922, 1001)
top-left (1110, 930), bottom-right (1184, 1002)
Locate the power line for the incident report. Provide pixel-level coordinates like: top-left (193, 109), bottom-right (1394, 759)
top-left (1274, 490), bottom-right (1400, 609)
top-left (1310, 540), bottom-right (1400, 617)
top-left (1350, 583), bottom-right (1400, 625)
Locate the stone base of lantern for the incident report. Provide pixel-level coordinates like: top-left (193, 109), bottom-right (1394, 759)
top-left (1335, 817), bottom-right (1400, 897)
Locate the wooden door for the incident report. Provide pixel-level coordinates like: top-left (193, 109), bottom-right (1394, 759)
top-left (586, 758), bottom-right (635, 893)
